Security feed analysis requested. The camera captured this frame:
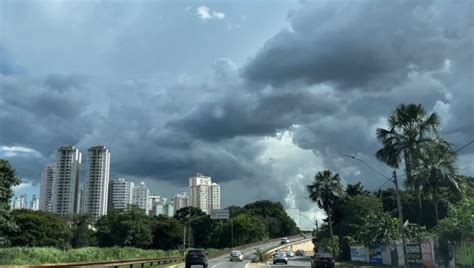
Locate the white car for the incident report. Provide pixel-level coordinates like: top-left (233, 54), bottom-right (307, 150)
top-left (273, 252), bottom-right (288, 265)
top-left (285, 251), bottom-right (294, 258)
top-left (229, 250), bottom-right (244, 262)
top-left (281, 237), bottom-right (290, 244)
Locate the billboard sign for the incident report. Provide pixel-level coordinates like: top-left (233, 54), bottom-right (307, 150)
top-left (210, 209), bottom-right (230, 220)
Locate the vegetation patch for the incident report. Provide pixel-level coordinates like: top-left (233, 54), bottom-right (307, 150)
top-left (0, 247), bottom-right (180, 265)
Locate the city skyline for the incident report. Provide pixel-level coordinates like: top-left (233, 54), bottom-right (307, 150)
top-left (15, 145), bottom-right (224, 219)
top-left (3, 0), bottom-right (473, 231)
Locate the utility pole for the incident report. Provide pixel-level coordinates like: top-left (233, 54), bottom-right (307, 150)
top-left (231, 218), bottom-right (234, 249)
top-left (344, 155), bottom-right (409, 268)
top-left (188, 212), bottom-right (191, 249)
top-left (393, 171), bottom-right (409, 268)
top-left (183, 226), bottom-right (186, 250)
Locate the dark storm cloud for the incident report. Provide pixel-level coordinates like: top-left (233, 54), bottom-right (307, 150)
top-left (1, 0), bottom-right (473, 212)
top-left (243, 0), bottom-right (471, 91)
top-left (171, 83), bottom-right (340, 141)
top-left (0, 75), bottom-right (97, 155)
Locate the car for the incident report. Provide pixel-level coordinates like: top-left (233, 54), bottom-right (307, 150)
top-left (285, 250), bottom-right (294, 258)
top-left (311, 252), bottom-right (335, 268)
top-left (280, 237), bottom-right (290, 244)
top-left (295, 249), bottom-right (305, 256)
top-left (185, 249), bottom-right (208, 268)
top-left (229, 250), bottom-right (244, 262)
top-left (273, 252), bottom-right (288, 265)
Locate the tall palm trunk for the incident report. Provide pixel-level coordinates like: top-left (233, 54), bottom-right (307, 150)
top-left (433, 191), bottom-right (439, 224)
top-left (417, 190), bottom-right (423, 224)
top-left (327, 211), bottom-right (335, 256)
top-left (405, 152), bottom-right (424, 224)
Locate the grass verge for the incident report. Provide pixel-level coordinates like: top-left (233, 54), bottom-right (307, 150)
top-left (0, 247), bottom-right (180, 265)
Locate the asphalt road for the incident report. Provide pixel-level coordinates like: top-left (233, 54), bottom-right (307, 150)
top-left (206, 239), bottom-right (283, 268)
top-left (177, 239), bottom-right (306, 268)
top-left (267, 256), bottom-right (312, 267)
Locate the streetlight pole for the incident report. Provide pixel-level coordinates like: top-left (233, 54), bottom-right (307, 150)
top-left (344, 154), bottom-right (409, 268)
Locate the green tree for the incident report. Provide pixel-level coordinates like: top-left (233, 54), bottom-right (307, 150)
top-left (335, 195), bottom-right (383, 239)
top-left (174, 207), bottom-right (205, 221)
top-left (375, 103), bottom-right (440, 223)
top-left (151, 215), bottom-right (184, 250)
top-left (345, 182), bottom-right (369, 197)
top-left (0, 160), bottom-right (20, 210)
top-left (307, 170), bottom-right (344, 256)
top-left (190, 215), bottom-right (215, 248)
top-left (412, 140), bottom-right (460, 223)
top-left (0, 159), bottom-right (21, 246)
top-left (436, 197), bottom-right (474, 267)
top-left (95, 206), bottom-right (152, 248)
top-left (7, 209), bottom-right (71, 249)
top-left (69, 214), bottom-right (96, 248)
top-left (243, 200), bottom-right (299, 238)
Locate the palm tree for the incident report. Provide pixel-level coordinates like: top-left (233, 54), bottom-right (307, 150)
top-left (375, 104), bottom-right (441, 223)
top-left (307, 170), bottom-right (344, 246)
top-left (412, 140), bottom-right (460, 223)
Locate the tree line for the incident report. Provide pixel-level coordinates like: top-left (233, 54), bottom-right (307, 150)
top-left (307, 103), bottom-right (474, 263)
top-left (0, 161), bottom-right (299, 250)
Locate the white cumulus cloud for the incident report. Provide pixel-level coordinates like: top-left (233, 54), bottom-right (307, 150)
top-left (196, 6), bottom-right (225, 21)
top-left (0, 146), bottom-right (43, 158)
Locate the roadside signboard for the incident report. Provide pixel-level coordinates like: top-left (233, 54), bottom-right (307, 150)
top-left (406, 243), bottom-right (423, 264)
top-left (369, 244), bottom-right (383, 264)
top-left (210, 209), bottom-right (230, 220)
top-left (350, 246), bottom-right (369, 262)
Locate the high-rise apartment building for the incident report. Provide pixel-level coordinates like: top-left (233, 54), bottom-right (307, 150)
top-left (164, 201), bottom-right (175, 217)
top-left (30, 195), bottom-right (39, 210)
top-left (53, 146), bottom-right (81, 216)
top-left (148, 195), bottom-right (162, 216)
top-left (13, 194), bottom-right (27, 209)
top-left (39, 163), bottom-right (56, 212)
top-left (132, 181), bottom-right (150, 214)
top-left (188, 173), bottom-right (221, 214)
top-left (173, 192), bottom-right (189, 213)
top-left (109, 178), bottom-right (134, 210)
top-left (83, 145), bottom-right (111, 219)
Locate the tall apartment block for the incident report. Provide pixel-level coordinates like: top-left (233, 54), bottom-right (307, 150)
top-left (132, 181), bottom-right (150, 214)
top-left (30, 195), bottom-right (39, 210)
top-left (12, 194), bottom-right (27, 209)
top-left (39, 163), bottom-right (56, 212)
top-left (109, 178), bottom-right (134, 211)
top-left (52, 146), bottom-right (81, 216)
top-left (188, 173), bottom-right (221, 214)
top-left (83, 145), bottom-right (111, 219)
top-left (173, 192), bottom-right (189, 213)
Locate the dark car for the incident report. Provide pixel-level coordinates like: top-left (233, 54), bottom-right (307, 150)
top-left (185, 249), bottom-right (208, 268)
top-left (295, 249), bottom-right (305, 256)
top-left (311, 252), bottom-right (335, 268)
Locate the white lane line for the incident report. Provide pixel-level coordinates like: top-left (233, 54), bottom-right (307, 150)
top-left (211, 262), bottom-right (224, 268)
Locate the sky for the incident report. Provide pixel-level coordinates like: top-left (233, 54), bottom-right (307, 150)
top-left (1, 0), bottom-right (473, 230)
